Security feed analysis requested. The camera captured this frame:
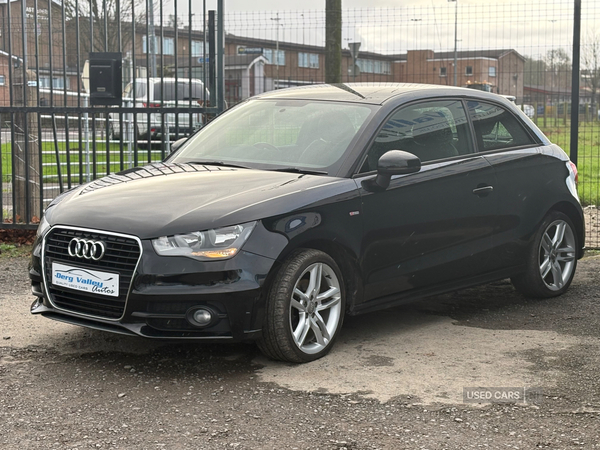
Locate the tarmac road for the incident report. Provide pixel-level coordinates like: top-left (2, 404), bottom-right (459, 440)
top-left (1, 254), bottom-right (599, 449)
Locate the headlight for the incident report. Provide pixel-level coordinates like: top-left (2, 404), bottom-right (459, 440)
top-left (36, 215), bottom-right (51, 238)
top-left (152, 221), bottom-right (257, 261)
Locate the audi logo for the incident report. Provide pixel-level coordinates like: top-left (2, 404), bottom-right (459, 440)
top-left (68, 238), bottom-right (106, 261)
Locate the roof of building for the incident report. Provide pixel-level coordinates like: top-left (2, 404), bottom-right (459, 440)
top-left (225, 54), bottom-right (268, 67)
top-left (0, 49), bottom-right (23, 63)
top-left (433, 49), bottom-right (525, 60)
top-left (389, 49), bottom-right (524, 62)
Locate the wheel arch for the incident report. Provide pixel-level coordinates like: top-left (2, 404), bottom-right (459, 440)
top-left (549, 201), bottom-right (585, 258)
top-left (277, 239), bottom-right (364, 313)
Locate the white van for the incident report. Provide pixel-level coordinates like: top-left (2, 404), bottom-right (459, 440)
top-left (517, 104), bottom-right (535, 118)
top-left (109, 78), bottom-right (210, 141)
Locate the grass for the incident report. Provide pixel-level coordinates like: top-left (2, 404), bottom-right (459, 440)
top-left (1, 141), bottom-right (165, 182)
top-left (584, 249), bottom-right (600, 258)
top-left (0, 243), bottom-right (32, 258)
top-left (535, 118), bottom-right (600, 206)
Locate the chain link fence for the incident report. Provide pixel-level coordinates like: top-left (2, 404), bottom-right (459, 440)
top-left (1, 0), bottom-right (600, 246)
top-left (225, 0), bottom-right (600, 246)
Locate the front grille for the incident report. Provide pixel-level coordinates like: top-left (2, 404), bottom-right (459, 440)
top-left (44, 228), bottom-right (141, 319)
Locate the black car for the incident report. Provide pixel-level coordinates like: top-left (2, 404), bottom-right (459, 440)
top-left (30, 83), bottom-right (584, 363)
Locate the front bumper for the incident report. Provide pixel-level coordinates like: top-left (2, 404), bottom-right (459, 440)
top-left (30, 229), bottom-right (279, 342)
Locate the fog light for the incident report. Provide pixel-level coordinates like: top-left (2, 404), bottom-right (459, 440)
top-left (186, 307), bottom-right (214, 327)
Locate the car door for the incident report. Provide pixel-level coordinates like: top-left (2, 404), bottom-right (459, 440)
top-left (465, 99), bottom-right (553, 270)
top-left (356, 99), bottom-right (499, 304)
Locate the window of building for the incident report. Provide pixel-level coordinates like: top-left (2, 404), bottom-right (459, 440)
top-left (39, 76), bottom-right (68, 89)
top-left (264, 49), bottom-right (285, 66)
top-left (466, 101), bottom-right (537, 151)
top-left (298, 52), bottom-right (319, 69)
top-left (0, 75), bottom-right (5, 86)
top-left (356, 59), bottom-right (391, 75)
top-left (440, 67), bottom-right (447, 77)
top-left (191, 41), bottom-right (205, 58)
top-left (489, 66), bottom-right (496, 77)
top-left (163, 37), bottom-right (175, 55)
top-left (465, 66), bottom-right (473, 76)
top-left (142, 35), bottom-right (158, 54)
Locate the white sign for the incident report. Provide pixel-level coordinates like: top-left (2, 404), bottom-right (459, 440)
top-left (237, 46), bottom-right (263, 55)
top-left (52, 262), bottom-right (119, 297)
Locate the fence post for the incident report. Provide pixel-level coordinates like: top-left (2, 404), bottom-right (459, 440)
top-left (83, 95), bottom-right (91, 182)
top-left (325, 0), bottom-right (342, 83)
top-left (13, 68), bottom-right (41, 222)
top-left (570, 0), bottom-right (581, 165)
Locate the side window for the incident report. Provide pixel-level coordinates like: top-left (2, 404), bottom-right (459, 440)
top-left (467, 101), bottom-right (537, 151)
top-left (359, 99), bottom-right (474, 173)
top-left (153, 82), bottom-right (177, 102)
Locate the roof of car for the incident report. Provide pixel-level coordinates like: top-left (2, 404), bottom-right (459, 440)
top-left (253, 83), bottom-right (506, 105)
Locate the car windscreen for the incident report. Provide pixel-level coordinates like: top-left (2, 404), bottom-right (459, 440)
top-left (170, 99), bottom-right (374, 174)
top-left (123, 82), bottom-right (147, 100)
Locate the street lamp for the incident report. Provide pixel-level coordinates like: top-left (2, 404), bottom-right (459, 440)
top-left (448, 0), bottom-right (458, 86)
top-left (349, 42), bottom-right (361, 81)
top-left (410, 18), bottom-right (421, 50)
top-left (270, 13), bottom-right (282, 89)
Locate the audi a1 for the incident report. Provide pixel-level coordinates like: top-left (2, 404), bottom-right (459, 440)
top-left (30, 83), bottom-right (585, 363)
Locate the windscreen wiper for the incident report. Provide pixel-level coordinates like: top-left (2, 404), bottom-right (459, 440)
top-left (268, 167), bottom-right (328, 175)
top-left (186, 161), bottom-right (252, 169)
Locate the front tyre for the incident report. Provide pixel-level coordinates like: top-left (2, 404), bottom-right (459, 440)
top-left (258, 249), bottom-right (345, 363)
top-left (512, 211), bottom-right (578, 298)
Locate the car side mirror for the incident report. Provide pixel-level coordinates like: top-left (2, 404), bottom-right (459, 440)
top-left (362, 150), bottom-right (421, 192)
top-left (170, 137), bottom-right (188, 154)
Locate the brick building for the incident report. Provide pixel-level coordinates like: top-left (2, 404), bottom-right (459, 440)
top-left (399, 49), bottom-right (525, 101)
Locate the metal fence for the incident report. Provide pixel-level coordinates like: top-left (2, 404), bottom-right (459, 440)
top-left (223, 1), bottom-right (600, 246)
top-left (1, 0), bottom-right (600, 247)
top-left (0, 0), bottom-right (225, 229)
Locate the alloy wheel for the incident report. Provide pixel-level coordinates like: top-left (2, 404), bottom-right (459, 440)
top-left (538, 219), bottom-right (576, 291)
top-left (289, 262), bottom-right (342, 355)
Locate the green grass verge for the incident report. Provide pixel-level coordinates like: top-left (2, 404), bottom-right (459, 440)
top-left (536, 119), bottom-right (600, 206)
top-left (0, 243), bottom-right (32, 258)
top-left (1, 141), bottom-right (165, 181)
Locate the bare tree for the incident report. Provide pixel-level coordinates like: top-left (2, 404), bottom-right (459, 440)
top-left (544, 48), bottom-right (572, 90)
top-left (524, 56), bottom-right (548, 87)
top-left (544, 48), bottom-right (573, 89)
top-left (64, 0), bottom-right (155, 67)
top-left (582, 30), bottom-right (600, 119)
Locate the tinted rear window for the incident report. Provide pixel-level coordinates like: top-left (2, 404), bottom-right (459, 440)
top-left (153, 81), bottom-right (207, 101)
top-left (467, 101), bottom-right (537, 151)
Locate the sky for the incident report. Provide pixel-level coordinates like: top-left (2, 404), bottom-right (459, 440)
top-left (166, 0), bottom-right (598, 61)
top-left (223, 0), bottom-right (571, 11)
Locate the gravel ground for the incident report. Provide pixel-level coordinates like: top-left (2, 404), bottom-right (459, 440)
top-left (1, 255), bottom-right (600, 450)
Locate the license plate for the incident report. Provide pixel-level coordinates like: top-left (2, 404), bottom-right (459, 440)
top-left (51, 262), bottom-right (119, 297)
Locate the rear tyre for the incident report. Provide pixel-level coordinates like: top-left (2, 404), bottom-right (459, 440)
top-left (511, 211), bottom-right (578, 298)
top-left (257, 249), bottom-right (345, 363)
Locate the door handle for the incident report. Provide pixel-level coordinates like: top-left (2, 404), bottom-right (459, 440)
top-left (472, 185), bottom-right (494, 196)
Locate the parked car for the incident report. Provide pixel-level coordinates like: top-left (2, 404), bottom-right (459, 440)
top-left (30, 83), bottom-right (584, 363)
top-left (517, 104), bottom-right (535, 118)
top-left (108, 77), bottom-right (209, 141)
